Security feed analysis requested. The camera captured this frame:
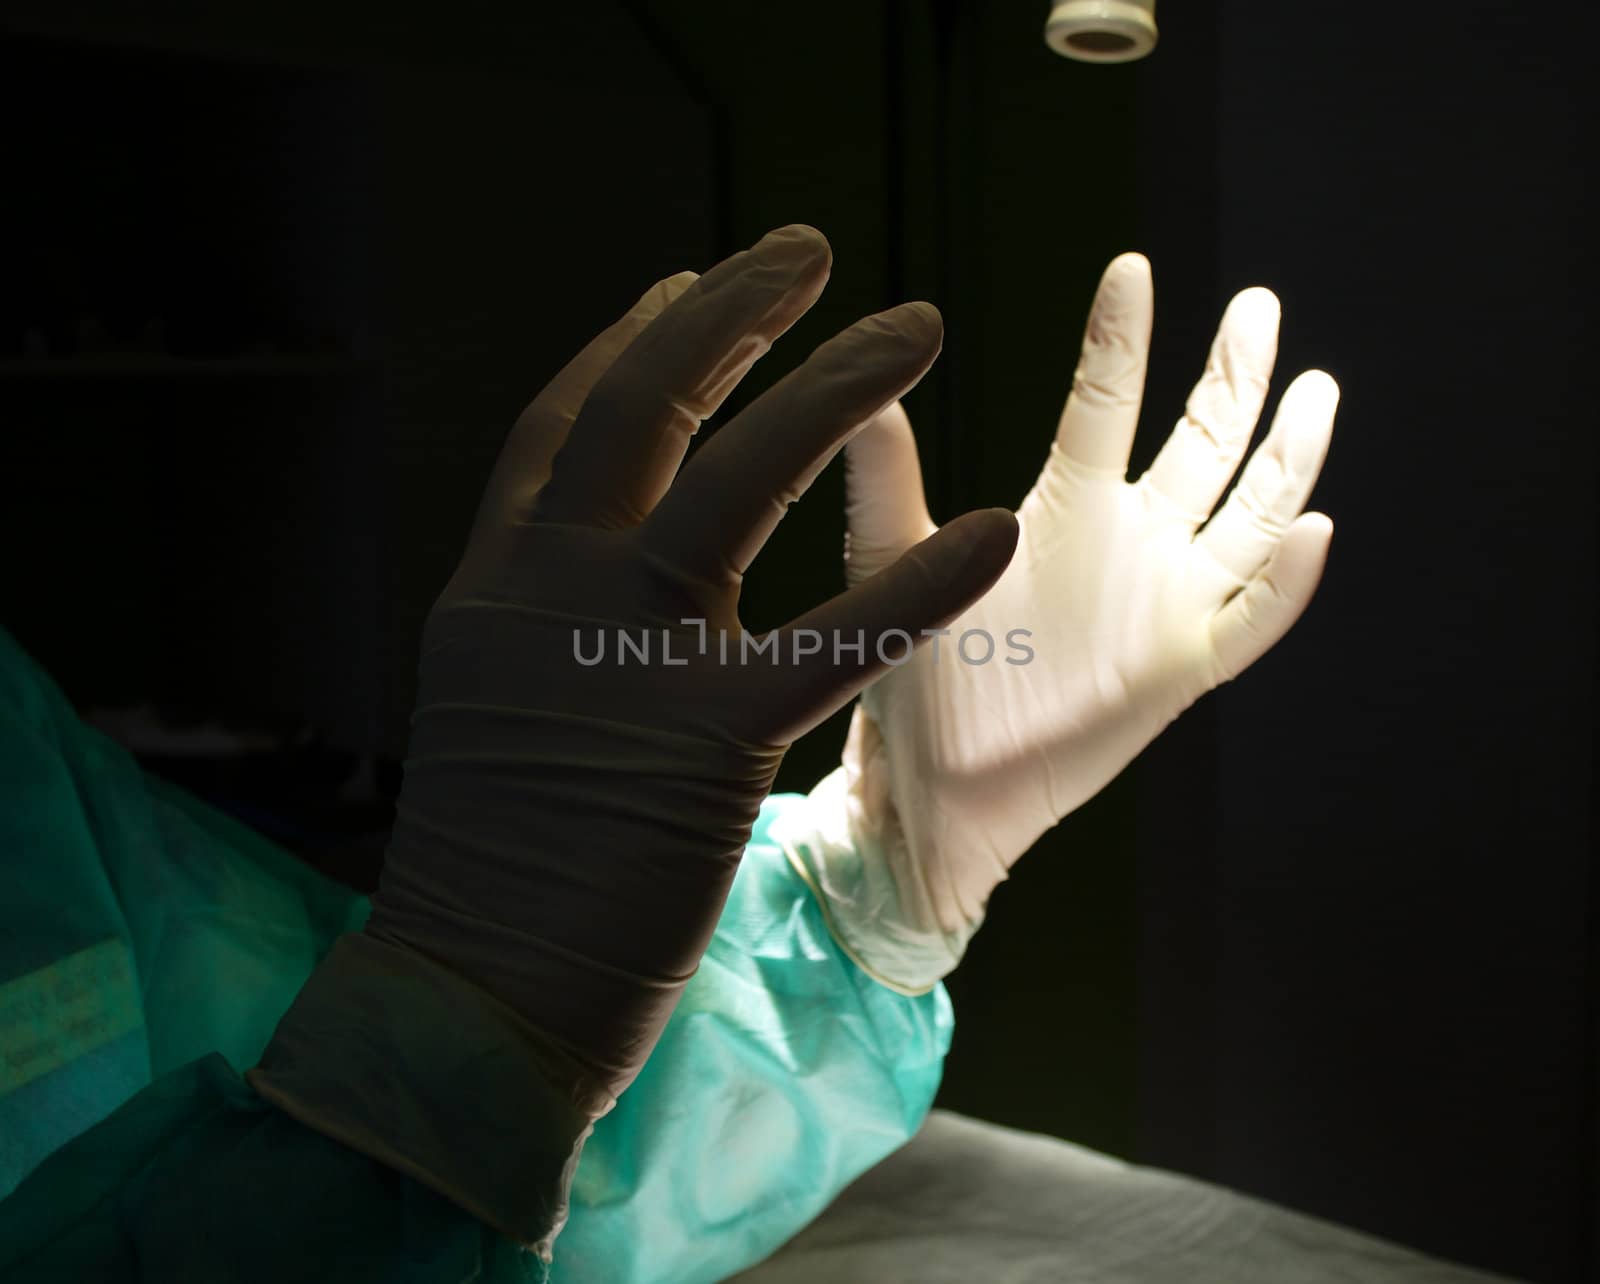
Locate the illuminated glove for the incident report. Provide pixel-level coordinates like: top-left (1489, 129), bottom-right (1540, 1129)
top-left (248, 225), bottom-right (1018, 1256)
top-left (777, 252), bottom-right (1338, 992)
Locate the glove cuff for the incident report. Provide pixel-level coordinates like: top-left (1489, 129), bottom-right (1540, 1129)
top-left (247, 931), bottom-right (611, 1261)
top-left (771, 762), bottom-right (977, 996)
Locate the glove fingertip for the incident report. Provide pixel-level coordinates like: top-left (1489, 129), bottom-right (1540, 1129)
top-left (1296, 509), bottom-right (1335, 545)
top-left (937, 507), bottom-right (1020, 601)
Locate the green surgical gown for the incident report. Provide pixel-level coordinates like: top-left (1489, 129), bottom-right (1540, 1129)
top-left (0, 626), bottom-right (951, 1282)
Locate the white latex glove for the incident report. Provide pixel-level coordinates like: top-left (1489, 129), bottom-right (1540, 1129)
top-left (249, 226), bottom-right (1019, 1253)
top-left (775, 253), bottom-right (1338, 992)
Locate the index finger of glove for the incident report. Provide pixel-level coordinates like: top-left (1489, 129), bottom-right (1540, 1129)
top-left (536, 224), bottom-right (833, 528)
top-left (844, 401), bottom-right (938, 587)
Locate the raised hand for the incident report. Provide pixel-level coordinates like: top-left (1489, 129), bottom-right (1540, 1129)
top-left (788, 252), bottom-right (1337, 991)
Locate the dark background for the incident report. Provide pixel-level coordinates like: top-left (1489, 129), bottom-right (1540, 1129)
top-left (1, 2), bottom-right (1593, 1280)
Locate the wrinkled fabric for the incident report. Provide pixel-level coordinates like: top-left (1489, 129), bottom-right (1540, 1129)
top-left (733, 1111), bottom-right (1521, 1284)
top-left (0, 1053), bottom-right (538, 1284)
top-left (0, 626), bottom-right (368, 1204)
top-left (0, 626), bottom-right (948, 1282)
top-left (246, 930), bottom-right (601, 1259)
top-left (554, 808), bottom-right (949, 1282)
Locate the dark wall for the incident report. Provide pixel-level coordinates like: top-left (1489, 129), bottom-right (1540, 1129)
top-left (2, 0), bottom-right (715, 753)
top-left (1133, 3), bottom-right (1597, 1281)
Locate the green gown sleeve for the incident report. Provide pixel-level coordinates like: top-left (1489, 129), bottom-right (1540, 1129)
top-left (0, 626), bottom-right (951, 1282)
top-left (0, 1051), bottom-right (545, 1283)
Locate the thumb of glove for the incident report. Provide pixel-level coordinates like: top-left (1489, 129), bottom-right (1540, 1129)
top-left (844, 400), bottom-right (938, 587)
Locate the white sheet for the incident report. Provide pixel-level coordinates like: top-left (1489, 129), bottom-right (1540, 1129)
top-left (730, 1110), bottom-right (1521, 1283)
